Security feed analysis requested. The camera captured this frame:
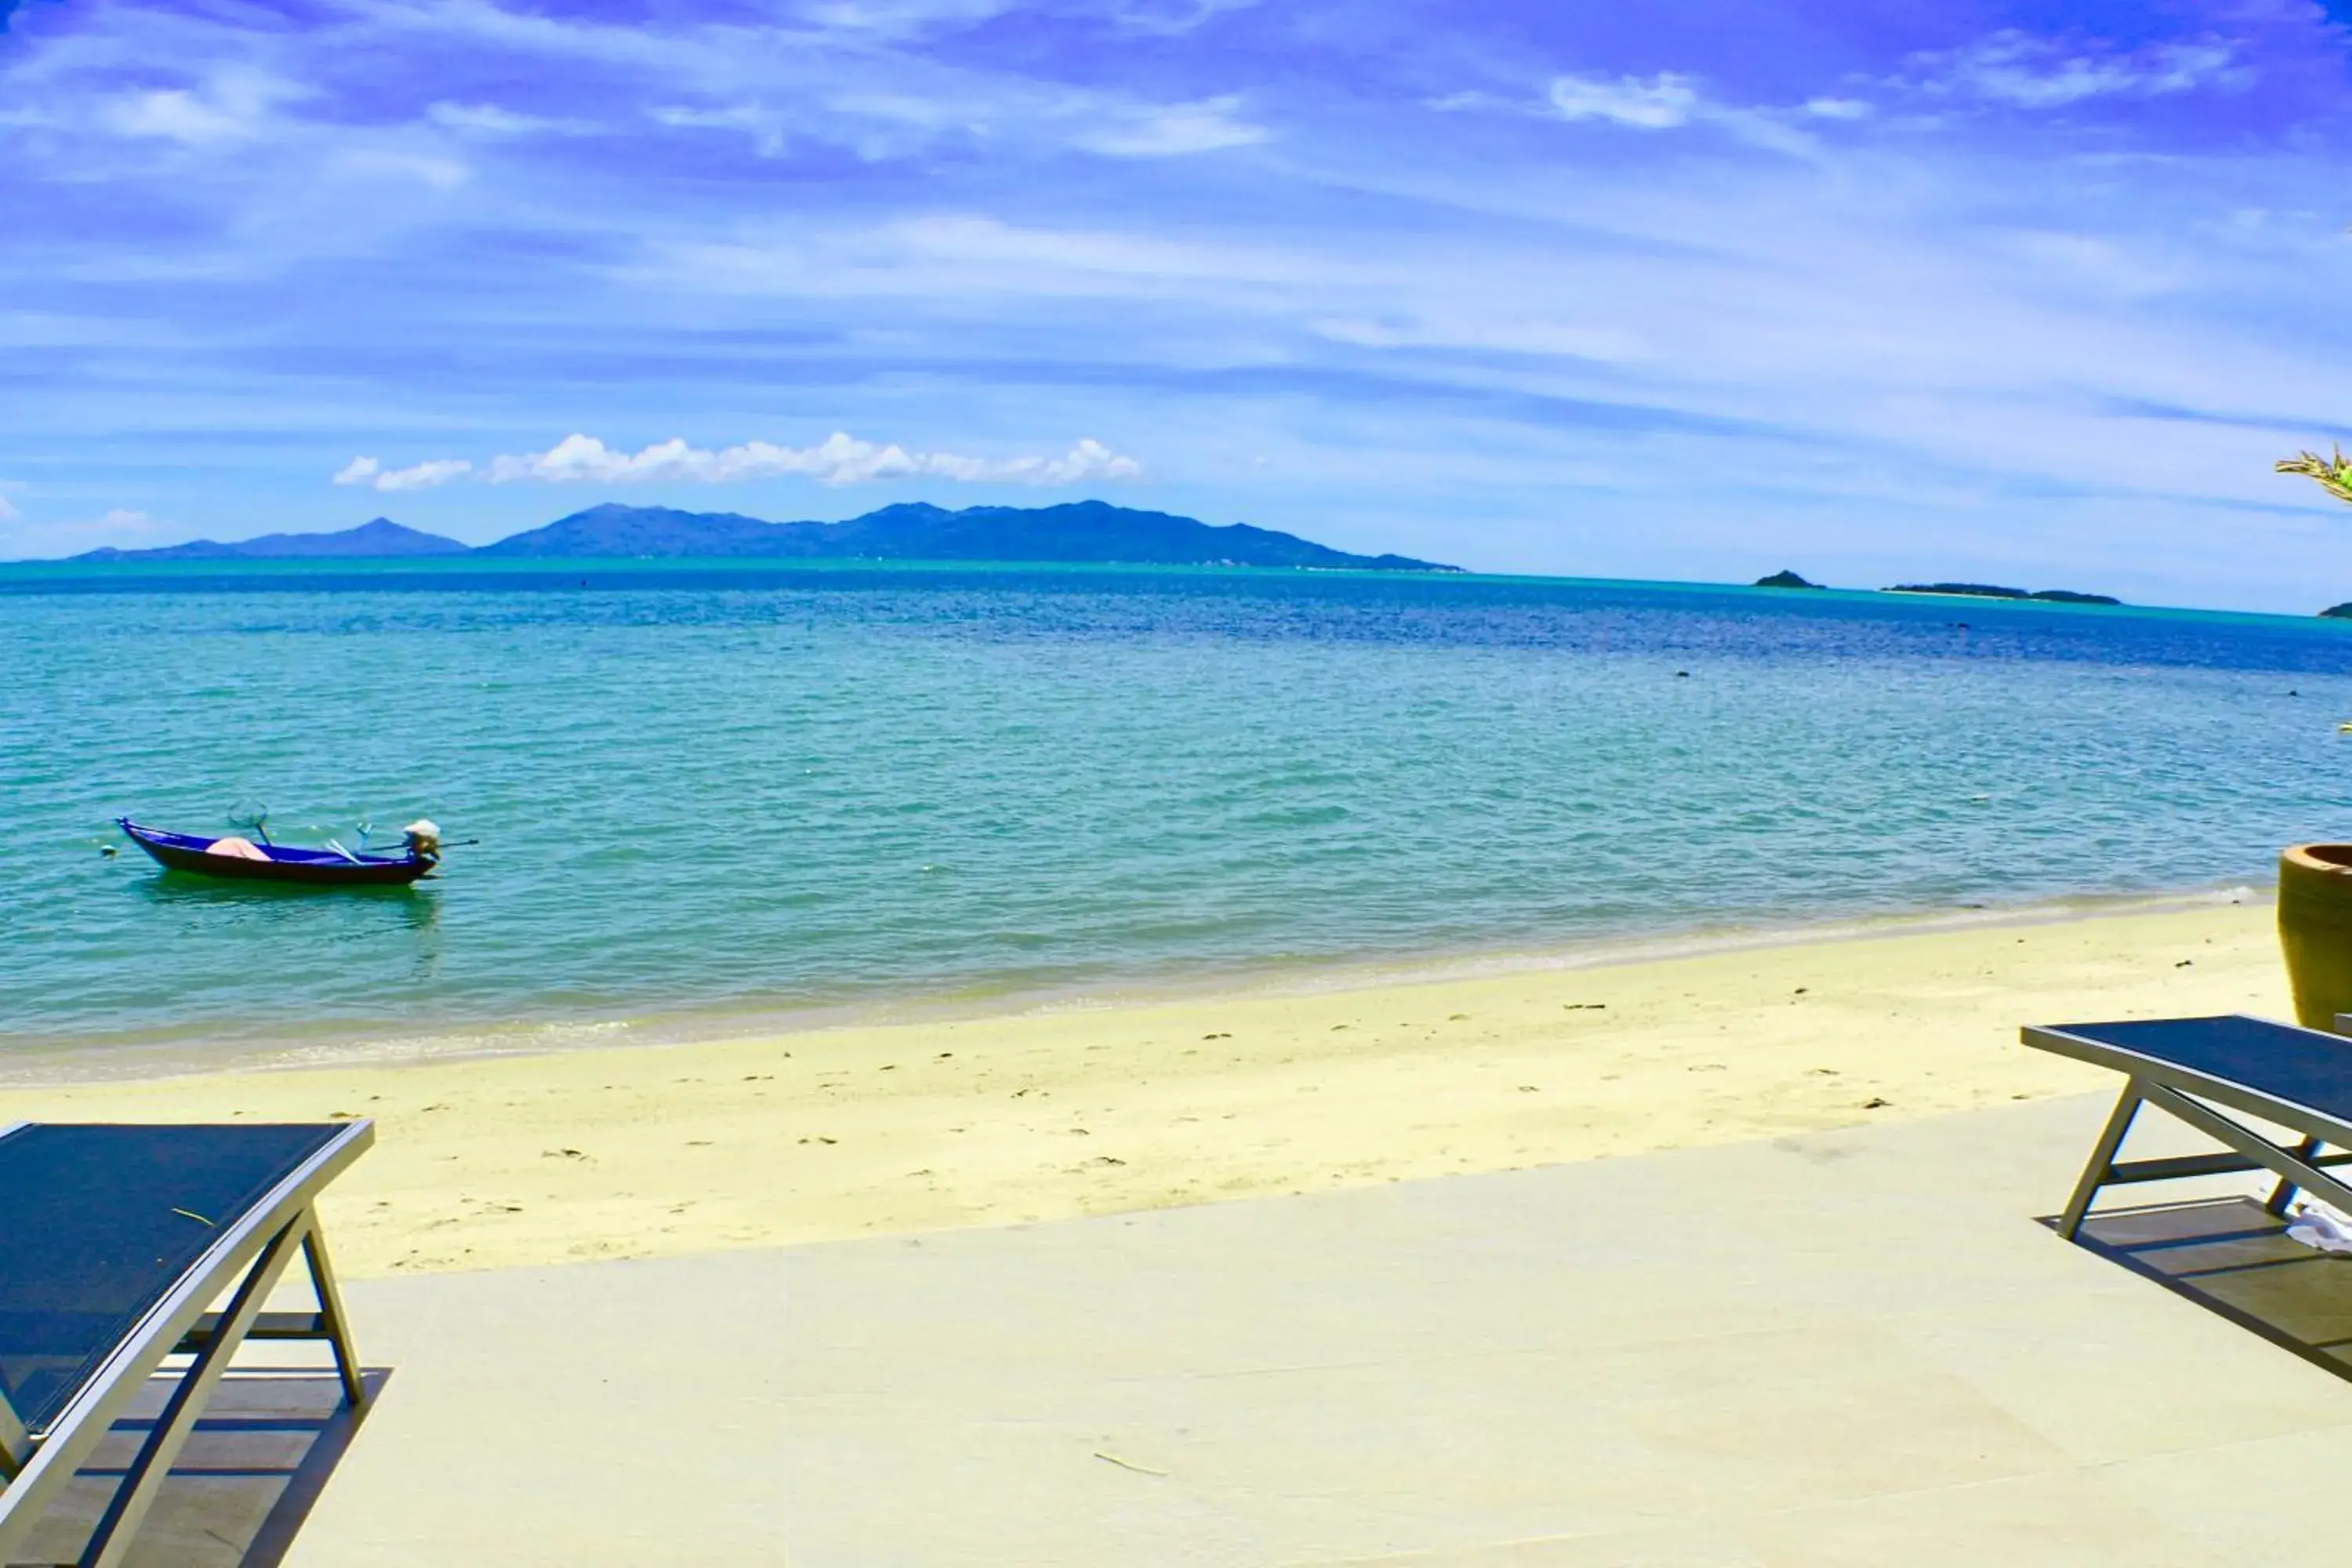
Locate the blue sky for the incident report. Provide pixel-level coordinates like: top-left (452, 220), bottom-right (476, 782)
top-left (2, 0), bottom-right (2349, 608)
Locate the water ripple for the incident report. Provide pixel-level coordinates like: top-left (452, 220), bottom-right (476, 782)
top-left (5, 563), bottom-right (2350, 1055)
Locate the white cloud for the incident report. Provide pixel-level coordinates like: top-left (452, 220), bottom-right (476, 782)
top-left (336, 150), bottom-right (470, 190)
top-left (1105, 0), bottom-right (1261, 37)
top-left (1425, 90), bottom-right (1508, 114)
top-left (1439, 74), bottom-right (1821, 157)
top-left (652, 103), bottom-right (793, 157)
top-left (654, 88), bottom-right (1269, 162)
top-left (891, 214), bottom-right (1303, 281)
top-left (332, 456), bottom-right (474, 492)
top-left (426, 102), bottom-right (583, 136)
top-left (641, 212), bottom-right (1322, 302)
top-left (1910, 31), bottom-right (2238, 108)
top-left (485, 432), bottom-right (1142, 487)
top-left (0, 492), bottom-right (16, 524)
top-left (1312, 314), bottom-right (1646, 362)
top-left (107, 91), bottom-right (249, 143)
top-left (926, 437), bottom-right (1145, 485)
top-left (1076, 96), bottom-right (1268, 157)
top-left (796, 0), bottom-right (1018, 40)
top-left (101, 70), bottom-right (301, 146)
top-left (1547, 73), bottom-right (1700, 130)
top-left (822, 93), bottom-right (964, 131)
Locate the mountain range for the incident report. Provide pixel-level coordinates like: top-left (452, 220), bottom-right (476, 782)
top-left (70, 517), bottom-right (470, 561)
top-left (59, 501), bottom-right (1461, 572)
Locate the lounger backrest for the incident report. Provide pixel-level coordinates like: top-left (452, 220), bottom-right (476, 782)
top-left (0, 1124), bottom-right (345, 1436)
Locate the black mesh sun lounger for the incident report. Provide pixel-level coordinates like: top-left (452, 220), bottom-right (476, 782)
top-left (0, 1120), bottom-right (372, 1568)
top-left (2022, 1015), bottom-right (2352, 1238)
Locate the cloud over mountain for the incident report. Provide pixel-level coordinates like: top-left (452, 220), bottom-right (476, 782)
top-left (481, 434), bottom-right (1142, 488)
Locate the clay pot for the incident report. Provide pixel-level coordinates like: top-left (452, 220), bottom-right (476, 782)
top-left (2277, 844), bottom-right (2352, 1029)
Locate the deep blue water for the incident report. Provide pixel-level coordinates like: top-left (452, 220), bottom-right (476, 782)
top-left (5, 560), bottom-right (2348, 1060)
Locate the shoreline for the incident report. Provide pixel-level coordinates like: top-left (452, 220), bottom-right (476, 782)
top-left (0, 897), bottom-right (2290, 1280)
top-left (0, 880), bottom-right (2270, 1087)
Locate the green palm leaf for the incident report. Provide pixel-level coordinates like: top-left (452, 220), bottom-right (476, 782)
top-left (2278, 445), bottom-right (2352, 505)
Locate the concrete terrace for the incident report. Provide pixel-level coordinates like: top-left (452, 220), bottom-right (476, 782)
top-left (64, 1093), bottom-right (2352, 1566)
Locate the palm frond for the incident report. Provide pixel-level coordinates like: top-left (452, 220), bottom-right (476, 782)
top-left (2278, 444), bottom-right (2352, 505)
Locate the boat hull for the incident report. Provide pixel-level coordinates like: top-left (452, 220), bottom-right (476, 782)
top-left (117, 819), bottom-right (434, 887)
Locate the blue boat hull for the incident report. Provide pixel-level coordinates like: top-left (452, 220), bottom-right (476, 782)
top-left (116, 819), bottom-right (434, 887)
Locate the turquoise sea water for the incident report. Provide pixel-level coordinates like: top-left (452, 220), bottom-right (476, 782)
top-left (5, 560), bottom-right (2351, 1064)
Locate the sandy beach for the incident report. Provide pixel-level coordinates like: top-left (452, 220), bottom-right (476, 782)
top-left (0, 898), bottom-right (2284, 1279)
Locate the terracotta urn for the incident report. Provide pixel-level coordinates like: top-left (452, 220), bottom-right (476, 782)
top-left (2278, 844), bottom-right (2352, 1030)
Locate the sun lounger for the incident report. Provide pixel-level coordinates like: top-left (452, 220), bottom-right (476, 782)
top-left (0, 1121), bottom-right (372, 1568)
top-left (2021, 1015), bottom-right (2352, 1239)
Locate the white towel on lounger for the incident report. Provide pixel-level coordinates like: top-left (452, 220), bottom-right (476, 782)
top-left (2285, 1202), bottom-right (2352, 1254)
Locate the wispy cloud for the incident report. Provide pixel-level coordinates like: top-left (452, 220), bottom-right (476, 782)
top-left (1102, 0), bottom-right (1263, 36)
top-left (649, 103), bottom-right (795, 157)
top-left (425, 102), bottom-right (586, 137)
top-left (0, 490), bottom-right (17, 524)
top-left (332, 456), bottom-right (475, 492)
top-left (1546, 72), bottom-right (1702, 130)
top-left (1312, 313), bottom-right (1646, 362)
top-left (793, 0), bottom-right (1022, 41)
top-left (891, 214), bottom-right (1301, 281)
top-left (644, 213), bottom-right (1321, 302)
top-left (1075, 96), bottom-right (1269, 156)
top-left (480, 433), bottom-right (1143, 487)
top-left (100, 69), bottom-right (303, 146)
top-left (1438, 73), bottom-right (1822, 156)
top-left (655, 84), bottom-right (1268, 162)
top-left (1904, 31), bottom-right (2241, 107)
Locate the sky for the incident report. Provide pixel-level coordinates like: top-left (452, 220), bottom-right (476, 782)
top-left (2, 0), bottom-right (2350, 608)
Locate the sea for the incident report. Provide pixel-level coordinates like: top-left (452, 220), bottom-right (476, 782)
top-left (5, 558), bottom-right (2349, 1073)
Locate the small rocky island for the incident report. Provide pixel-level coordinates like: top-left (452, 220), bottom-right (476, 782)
top-left (1754, 569), bottom-right (1822, 589)
top-left (1886, 582), bottom-right (2122, 606)
top-left (2321, 604), bottom-right (2352, 619)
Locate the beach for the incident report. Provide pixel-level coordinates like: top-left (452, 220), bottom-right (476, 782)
top-left (0, 898), bottom-right (2282, 1279)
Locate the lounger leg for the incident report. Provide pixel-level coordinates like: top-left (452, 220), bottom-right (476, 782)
top-left (2141, 1084), bottom-right (2352, 1225)
top-left (77, 1215), bottom-right (308, 1568)
top-left (300, 1214), bottom-right (366, 1409)
top-left (0, 1392), bottom-right (26, 1483)
top-left (2060, 1081), bottom-right (2143, 1241)
top-left (2265, 1138), bottom-right (2323, 1218)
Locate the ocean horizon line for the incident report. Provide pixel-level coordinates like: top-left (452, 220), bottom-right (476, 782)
top-left (5, 550), bottom-right (2347, 626)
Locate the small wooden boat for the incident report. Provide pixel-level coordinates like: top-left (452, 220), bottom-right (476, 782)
top-left (116, 817), bottom-right (441, 887)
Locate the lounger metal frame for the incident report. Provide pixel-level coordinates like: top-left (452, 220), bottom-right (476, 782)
top-left (2023, 1018), bottom-right (2352, 1240)
top-left (0, 1120), bottom-right (373, 1568)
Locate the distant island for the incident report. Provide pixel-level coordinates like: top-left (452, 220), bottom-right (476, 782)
top-left (69, 517), bottom-right (467, 562)
top-left (2321, 604), bottom-right (2352, 620)
top-left (1886, 582), bottom-right (2122, 607)
top-left (54, 500), bottom-right (1462, 573)
top-left (1754, 570), bottom-right (1822, 589)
